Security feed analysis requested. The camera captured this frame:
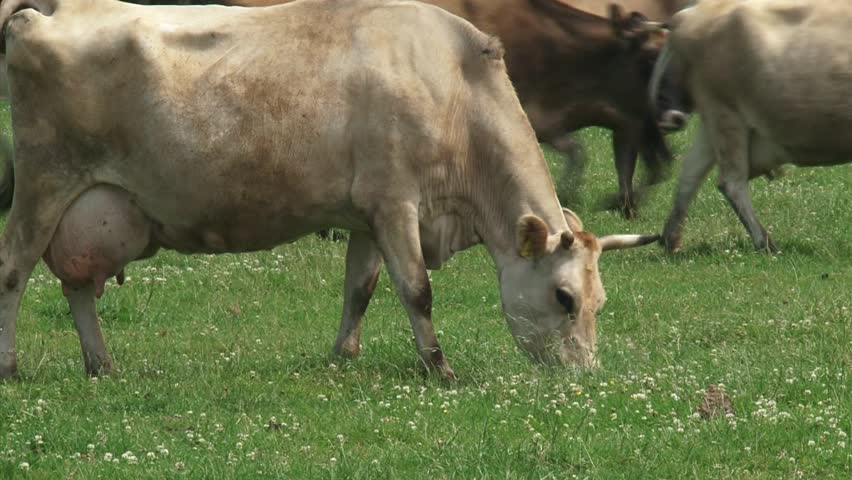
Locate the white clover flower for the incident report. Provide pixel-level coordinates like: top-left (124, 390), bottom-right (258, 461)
top-left (104, 453), bottom-right (114, 461)
top-left (19, 462), bottom-right (30, 471)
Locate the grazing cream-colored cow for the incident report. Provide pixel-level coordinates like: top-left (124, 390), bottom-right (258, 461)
top-left (0, 0), bottom-right (657, 380)
top-left (653, 0), bottom-right (852, 252)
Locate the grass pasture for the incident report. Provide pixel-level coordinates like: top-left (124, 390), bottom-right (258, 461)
top-left (0, 103), bottom-right (850, 479)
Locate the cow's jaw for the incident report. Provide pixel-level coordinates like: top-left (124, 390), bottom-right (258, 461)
top-left (497, 250), bottom-right (600, 369)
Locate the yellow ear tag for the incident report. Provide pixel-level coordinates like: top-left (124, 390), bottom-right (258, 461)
top-left (520, 239), bottom-right (534, 259)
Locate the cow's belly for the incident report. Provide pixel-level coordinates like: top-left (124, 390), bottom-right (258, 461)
top-left (149, 210), bottom-right (366, 254)
top-left (131, 182), bottom-right (368, 254)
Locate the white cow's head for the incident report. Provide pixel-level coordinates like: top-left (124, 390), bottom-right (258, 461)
top-left (499, 208), bottom-right (657, 368)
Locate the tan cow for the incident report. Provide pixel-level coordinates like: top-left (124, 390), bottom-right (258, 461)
top-left (0, 0), bottom-right (657, 379)
top-left (653, 0), bottom-right (852, 252)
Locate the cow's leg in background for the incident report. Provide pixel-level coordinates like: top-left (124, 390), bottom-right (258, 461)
top-left (333, 231), bottom-right (383, 359)
top-left (372, 203), bottom-right (455, 381)
top-left (66, 283), bottom-right (112, 376)
top-left (549, 133), bottom-right (587, 209)
top-left (611, 129), bottom-right (640, 218)
top-left (715, 128), bottom-right (777, 252)
top-left (638, 117), bottom-right (674, 187)
top-left (662, 122), bottom-right (715, 252)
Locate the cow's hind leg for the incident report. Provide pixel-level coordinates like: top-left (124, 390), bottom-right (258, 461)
top-left (0, 189), bottom-right (79, 378)
top-left (66, 283), bottom-right (112, 376)
top-left (610, 129), bottom-right (640, 219)
top-left (662, 122), bottom-right (715, 252)
top-left (706, 113), bottom-right (777, 252)
top-left (372, 204), bottom-right (455, 380)
top-left (333, 231), bottom-right (383, 359)
top-left (718, 177), bottom-right (776, 252)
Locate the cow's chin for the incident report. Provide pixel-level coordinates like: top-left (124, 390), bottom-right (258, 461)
top-left (505, 319), bottom-right (598, 369)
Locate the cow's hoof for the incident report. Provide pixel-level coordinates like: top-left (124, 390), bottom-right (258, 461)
top-left (332, 339), bottom-right (361, 359)
top-left (419, 349), bottom-right (456, 382)
top-left (0, 354), bottom-right (18, 380)
top-left (755, 237), bottom-right (779, 254)
top-left (661, 233), bottom-right (682, 253)
top-left (84, 356), bottom-right (113, 377)
top-left (603, 194), bottom-right (639, 220)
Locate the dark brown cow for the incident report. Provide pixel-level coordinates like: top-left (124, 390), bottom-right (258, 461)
top-left (567, 0), bottom-right (689, 22)
top-left (219, 0), bottom-right (685, 218)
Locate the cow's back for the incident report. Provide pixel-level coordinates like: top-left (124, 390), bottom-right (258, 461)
top-left (672, 0), bottom-right (852, 151)
top-left (4, 0), bottom-right (516, 252)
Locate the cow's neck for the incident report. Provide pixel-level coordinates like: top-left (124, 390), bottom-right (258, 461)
top-left (467, 152), bottom-right (568, 268)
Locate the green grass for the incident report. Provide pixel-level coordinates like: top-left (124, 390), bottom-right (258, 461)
top-left (0, 103), bottom-right (849, 479)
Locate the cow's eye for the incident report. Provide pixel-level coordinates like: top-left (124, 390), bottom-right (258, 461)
top-left (555, 288), bottom-right (575, 314)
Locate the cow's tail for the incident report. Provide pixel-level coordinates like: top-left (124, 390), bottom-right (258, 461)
top-left (0, 134), bottom-right (13, 211)
top-left (0, 0), bottom-right (58, 53)
top-left (648, 40), bottom-right (673, 114)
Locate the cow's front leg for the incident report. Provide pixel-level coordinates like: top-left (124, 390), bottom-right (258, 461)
top-left (372, 204), bottom-right (455, 380)
top-left (662, 122), bottom-right (715, 252)
top-left (333, 231), bottom-right (383, 359)
top-left (66, 283), bottom-right (113, 376)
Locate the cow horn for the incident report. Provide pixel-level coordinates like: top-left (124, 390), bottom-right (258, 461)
top-left (598, 234), bottom-right (660, 252)
top-left (638, 21), bottom-right (669, 33)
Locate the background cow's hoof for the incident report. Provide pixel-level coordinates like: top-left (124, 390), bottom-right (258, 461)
top-left (332, 339), bottom-right (361, 359)
top-left (603, 193), bottom-right (639, 219)
top-left (755, 237), bottom-right (779, 254)
top-left (0, 354), bottom-right (18, 380)
top-left (84, 356), bottom-right (113, 377)
top-left (661, 233), bottom-right (682, 253)
top-left (433, 363), bottom-right (457, 382)
top-left (419, 350), bottom-right (457, 382)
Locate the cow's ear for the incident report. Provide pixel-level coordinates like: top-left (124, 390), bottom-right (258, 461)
top-left (517, 215), bottom-right (549, 259)
top-left (610, 5), bottom-right (650, 47)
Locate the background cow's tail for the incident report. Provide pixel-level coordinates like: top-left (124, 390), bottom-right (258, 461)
top-left (0, 134), bottom-right (13, 211)
top-left (0, 0), bottom-right (58, 52)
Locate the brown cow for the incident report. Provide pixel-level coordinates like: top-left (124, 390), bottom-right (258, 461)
top-left (567, 0), bottom-right (689, 21)
top-left (219, 0), bottom-right (685, 218)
